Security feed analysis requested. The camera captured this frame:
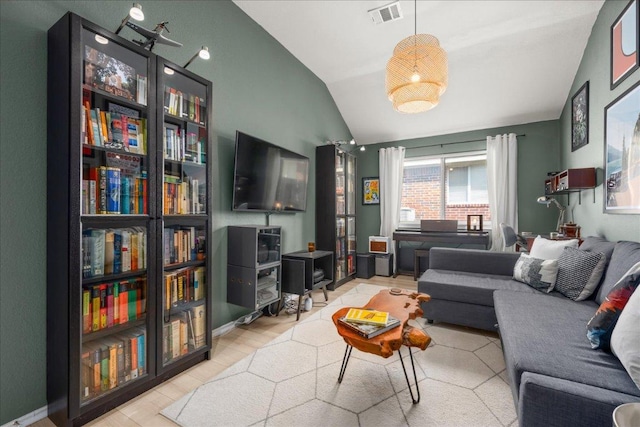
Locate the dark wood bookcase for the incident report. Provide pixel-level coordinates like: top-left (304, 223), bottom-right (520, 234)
top-left (316, 145), bottom-right (357, 289)
top-left (47, 13), bottom-right (212, 426)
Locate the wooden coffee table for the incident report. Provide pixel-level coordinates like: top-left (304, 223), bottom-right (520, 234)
top-left (332, 288), bottom-right (431, 403)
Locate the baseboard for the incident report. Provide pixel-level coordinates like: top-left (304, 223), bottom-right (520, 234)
top-left (1, 405), bottom-right (48, 427)
top-left (212, 320), bottom-right (235, 337)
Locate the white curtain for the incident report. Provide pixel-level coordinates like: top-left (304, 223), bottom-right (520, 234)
top-left (379, 147), bottom-right (406, 267)
top-left (487, 133), bottom-right (518, 251)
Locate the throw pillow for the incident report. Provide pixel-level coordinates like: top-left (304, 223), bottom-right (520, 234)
top-left (555, 247), bottom-right (606, 301)
top-left (529, 236), bottom-right (579, 260)
top-left (587, 262), bottom-right (640, 350)
top-left (610, 280), bottom-right (640, 390)
top-left (594, 241), bottom-right (640, 305)
top-left (513, 254), bottom-right (558, 293)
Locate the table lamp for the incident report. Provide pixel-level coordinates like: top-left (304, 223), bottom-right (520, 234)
top-left (537, 196), bottom-right (566, 232)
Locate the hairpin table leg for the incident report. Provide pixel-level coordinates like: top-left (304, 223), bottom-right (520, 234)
top-left (398, 346), bottom-right (420, 404)
top-left (337, 345), bottom-right (353, 383)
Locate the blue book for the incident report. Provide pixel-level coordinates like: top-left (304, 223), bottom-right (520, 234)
top-left (137, 331), bottom-right (145, 376)
top-left (120, 176), bottom-right (130, 214)
top-left (113, 231), bottom-right (122, 274)
top-left (107, 167), bottom-right (121, 214)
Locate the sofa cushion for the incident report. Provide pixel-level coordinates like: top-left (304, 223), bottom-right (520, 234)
top-left (513, 254), bottom-right (558, 292)
top-left (595, 241), bottom-right (640, 305)
top-left (579, 236), bottom-right (616, 266)
top-left (494, 290), bottom-right (640, 398)
top-left (611, 282), bottom-right (640, 390)
top-left (555, 247), bottom-right (606, 301)
top-left (529, 237), bottom-right (579, 260)
top-left (420, 269), bottom-right (536, 307)
top-left (587, 262), bottom-right (640, 350)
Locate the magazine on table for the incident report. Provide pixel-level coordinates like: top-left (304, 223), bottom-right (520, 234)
top-left (338, 315), bottom-right (401, 339)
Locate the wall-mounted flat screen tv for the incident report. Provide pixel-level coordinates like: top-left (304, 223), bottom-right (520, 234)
top-left (232, 131), bottom-right (309, 213)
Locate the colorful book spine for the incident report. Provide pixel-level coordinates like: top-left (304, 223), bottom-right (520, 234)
top-left (120, 176), bottom-right (130, 214)
top-left (107, 167), bottom-right (121, 214)
top-left (113, 231), bottom-right (122, 274)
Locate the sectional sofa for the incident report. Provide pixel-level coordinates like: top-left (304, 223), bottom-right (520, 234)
top-left (418, 238), bottom-right (640, 426)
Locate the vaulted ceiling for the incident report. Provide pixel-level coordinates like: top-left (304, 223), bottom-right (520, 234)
top-left (234, 0), bottom-right (604, 144)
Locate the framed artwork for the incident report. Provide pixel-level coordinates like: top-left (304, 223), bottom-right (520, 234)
top-left (362, 177), bottom-right (380, 205)
top-left (611, 0), bottom-right (639, 90)
top-left (604, 80), bottom-right (640, 214)
top-left (466, 215), bottom-right (483, 231)
top-left (571, 81), bottom-right (589, 151)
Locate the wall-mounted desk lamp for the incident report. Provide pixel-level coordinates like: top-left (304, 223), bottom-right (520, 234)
top-left (537, 196), bottom-right (566, 232)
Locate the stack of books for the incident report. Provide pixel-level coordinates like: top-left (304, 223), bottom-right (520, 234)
top-left (338, 308), bottom-right (401, 339)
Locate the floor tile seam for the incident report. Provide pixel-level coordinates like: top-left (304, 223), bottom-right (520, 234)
top-left (383, 352), bottom-right (418, 426)
top-left (470, 383), bottom-right (510, 427)
top-left (429, 340), bottom-right (490, 353)
top-left (262, 396), bottom-right (318, 421)
top-left (471, 345), bottom-right (503, 374)
top-left (202, 352), bottom-right (256, 385)
top-left (471, 372), bottom-right (518, 426)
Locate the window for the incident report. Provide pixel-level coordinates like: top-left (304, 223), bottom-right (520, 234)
top-left (400, 152), bottom-right (491, 227)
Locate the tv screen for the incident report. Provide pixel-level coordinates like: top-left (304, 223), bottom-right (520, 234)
top-left (232, 131), bottom-right (309, 212)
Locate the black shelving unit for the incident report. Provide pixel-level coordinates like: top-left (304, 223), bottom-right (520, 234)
top-left (47, 13), bottom-right (212, 426)
top-left (316, 145), bottom-right (357, 289)
top-left (227, 225), bottom-right (282, 311)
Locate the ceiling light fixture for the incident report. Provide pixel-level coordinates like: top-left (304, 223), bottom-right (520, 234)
top-left (385, 0), bottom-right (447, 113)
top-left (184, 46), bottom-right (210, 68)
top-left (115, 3), bottom-right (144, 35)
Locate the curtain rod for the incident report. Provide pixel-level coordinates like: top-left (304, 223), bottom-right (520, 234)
top-left (377, 133), bottom-right (526, 151)
top-left (405, 133), bottom-right (526, 150)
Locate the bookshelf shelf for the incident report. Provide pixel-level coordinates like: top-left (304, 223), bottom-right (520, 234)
top-left (47, 13), bottom-right (212, 426)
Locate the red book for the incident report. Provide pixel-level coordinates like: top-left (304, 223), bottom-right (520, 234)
top-left (136, 287), bottom-right (142, 318)
top-left (119, 282), bottom-right (129, 324)
top-left (120, 115), bottom-right (129, 150)
top-left (84, 101), bottom-right (94, 145)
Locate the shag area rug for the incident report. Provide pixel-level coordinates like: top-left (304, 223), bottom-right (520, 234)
top-left (162, 283), bottom-right (517, 426)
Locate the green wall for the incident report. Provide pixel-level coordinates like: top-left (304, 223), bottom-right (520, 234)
top-left (356, 120), bottom-right (561, 250)
top-left (0, 1), bottom-right (351, 423)
top-left (559, 0), bottom-right (640, 241)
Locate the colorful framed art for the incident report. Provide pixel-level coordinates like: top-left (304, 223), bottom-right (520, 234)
top-left (611, 0), bottom-right (639, 90)
top-left (362, 177), bottom-right (380, 205)
top-left (604, 80), bottom-right (640, 214)
top-left (571, 81), bottom-right (589, 152)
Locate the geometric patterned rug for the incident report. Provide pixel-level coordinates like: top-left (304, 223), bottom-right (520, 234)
top-left (161, 283), bottom-right (517, 426)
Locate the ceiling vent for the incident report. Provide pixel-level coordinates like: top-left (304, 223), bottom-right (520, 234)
top-left (368, 1), bottom-right (403, 25)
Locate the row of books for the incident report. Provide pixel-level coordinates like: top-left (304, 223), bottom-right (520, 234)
top-left (164, 86), bottom-right (206, 125)
top-left (82, 167), bottom-right (148, 215)
top-left (81, 327), bottom-right (146, 402)
top-left (162, 304), bottom-right (206, 364)
top-left (163, 227), bottom-right (206, 266)
top-left (82, 101), bottom-right (146, 154)
top-left (165, 266), bottom-right (206, 310)
top-left (82, 227), bottom-right (147, 278)
top-left (163, 175), bottom-right (205, 215)
top-left (82, 278), bottom-right (146, 334)
top-left (163, 124), bottom-right (207, 164)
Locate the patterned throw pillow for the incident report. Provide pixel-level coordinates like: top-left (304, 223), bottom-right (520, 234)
top-left (513, 254), bottom-right (558, 292)
top-left (555, 247), bottom-right (606, 301)
top-left (587, 262), bottom-right (640, 350)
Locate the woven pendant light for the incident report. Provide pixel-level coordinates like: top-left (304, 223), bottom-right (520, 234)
top-left (385, 1), bottom-right (447, 113)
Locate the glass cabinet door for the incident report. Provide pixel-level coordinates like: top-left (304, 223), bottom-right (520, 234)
top-left (336, 217), bottom-right (346, 281)
top-left (347, 217), bottom-right (356, 276)
top-left (159, 61), bottom-right (210, 368)
top-left (79, 26), bottom-right (151, 404)
top-left (346, 154), bottom-right (355, 216)
top-left (336, 152), bottom-right (345, 215)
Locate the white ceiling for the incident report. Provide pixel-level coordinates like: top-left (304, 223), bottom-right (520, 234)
top-left (233, 0), bottom-right (604, 145)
